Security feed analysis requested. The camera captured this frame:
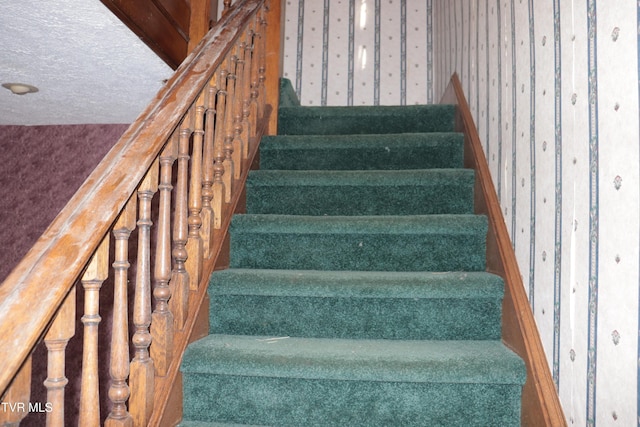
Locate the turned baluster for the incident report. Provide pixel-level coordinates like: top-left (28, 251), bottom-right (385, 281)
top-left (257, 8), bottom-right (267, 119)
top-left (186, 95), bottom-right (205, 290)
top-left (79, 236), bottom-right (110, 427)
top-left (249, 17), bottom-right (261, 137)
top-left (231, 40), bottom-right (246, 172)
top-left (201, 79), bottom-right (217, 257)
top-left (242, 27), bottom-right (253, 147)
top-left (106, 197), bottom-right (137, 427)
top-left (151, 138), bottom-right (177, 377)
top-left (0, 357), bottom-right (31, 426)
top-left (212, 65), bottom-right (229, 217)
top-left (222, 55), bottom-right (236, 202)
top-left (129, 160), bottom-right (158, 426)
top-left (223, 0), bottom-right (232, 14)
top-left (169, 118), bottom-right (192, 330)
top-left (44, 286), bottom-right (76, 427)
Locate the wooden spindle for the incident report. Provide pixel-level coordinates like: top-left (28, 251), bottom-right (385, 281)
top-left (258, 6), bottom-right (268, 118)
top-left (79, 236), bottom-right (110, 427)
top-left (231, 40), bottom-right (246, 173)
top-left (201, 79), bottom-right (217, 258)
top-left (186, 95), bottom-right (205, 290)
top-left (242, 27), bottom-right (255, 146)
top-left (169, 117), bottom-right (192, 330)
top-left (43, 286), bottom-right (76, 427)
top-left (223, 0), bottom-right (232, 14)
top-left (129, 160), bottom-right (159, 426)
top-left (222, 51), bottom-right (238, 200)
top-left (151, 138), bottom-right (177, 377)
top-left (249, 17), bottom-right (261, 137)
top-left (212, 66), bottom-right (229, 221)
top-left (106, 197), bottom-right (137, 427)
top-left (0, 357), bottom-right (31, 426)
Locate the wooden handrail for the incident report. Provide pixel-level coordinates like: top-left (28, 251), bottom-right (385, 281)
top-left (0, 1), bottom-right (279, 425)
top-left (441, 73), bottom-right (567, 426)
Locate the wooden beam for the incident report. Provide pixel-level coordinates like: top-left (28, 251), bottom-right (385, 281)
top-left (100, 0), bottom-right (190, 69)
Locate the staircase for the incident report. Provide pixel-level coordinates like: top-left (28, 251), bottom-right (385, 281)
top-left (179, 80), bottom-right (526, 426)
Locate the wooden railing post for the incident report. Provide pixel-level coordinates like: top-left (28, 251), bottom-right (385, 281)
top-left (151, 138), bottom-right (178, 377)
top-left (232, 39), bottom-right (247, 171)
top-left (106, 197), bottom-right (137, 427)
top-left (214, 63), bottom-right (231, 209)
top-left (130, 160), bottom-right (159, 426)
top-left (186, 95), bottom-right (205, 289)
top-left (170, 119), bottom-right (193, 330)
top-left (223, 52), bottom-right (238, 198)
top-left (79, 236), bottom-right (110, 427)
top-left (201, 80), bottom-right (217, 258)
top-left (44, 286), bottom-right (76, 427)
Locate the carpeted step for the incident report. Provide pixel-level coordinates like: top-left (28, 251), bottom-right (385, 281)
top-left (245, 169), bottom-right (474, 216)
top-left (278, 104), bottom-right (456, 135)
top-left (208, 269), bottom-right (503, 340)
top-left (229, 214), bottom-right (487, 272)
top-left (259, 133), bottom-right (464, 170)
top-left (181, 334), bottom-right (526, 427)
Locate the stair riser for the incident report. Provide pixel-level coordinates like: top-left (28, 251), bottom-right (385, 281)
top-left (230, 233), bottom-right (486, 271)
top-left (259, 139), bottom-right (464, 170)
top-left (210, 296), bottom-right (502, 340)
top-left (182, 374), bottom-right (522, 427)
top-left (246, 183), bottom-right (474, 216)
top-left (278, 105), bottom-right (456, 135)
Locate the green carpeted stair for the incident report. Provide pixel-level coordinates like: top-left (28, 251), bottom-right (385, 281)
top-left (180, 80), bottom-right (526, 426)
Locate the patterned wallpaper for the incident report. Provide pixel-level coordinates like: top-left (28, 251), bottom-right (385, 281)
top-left (281, 0), bottom-right (434, 106)
top-left (433, 1), bottom-right (640, 425)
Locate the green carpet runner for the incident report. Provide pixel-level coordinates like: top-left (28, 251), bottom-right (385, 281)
top-left (180, 80), bottom-right (526, 426)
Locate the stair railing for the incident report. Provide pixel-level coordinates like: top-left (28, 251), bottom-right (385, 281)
top-left (0, 0), bottom-right (281, 425)
top-left (442, 73), bottom-right (567, 427)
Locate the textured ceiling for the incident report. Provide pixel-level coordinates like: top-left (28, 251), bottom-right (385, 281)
top-left (0, 0), bottom-right (173, 125)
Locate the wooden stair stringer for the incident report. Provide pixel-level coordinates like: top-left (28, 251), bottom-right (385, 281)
top-left (440, 73), bottom-right (567, 427)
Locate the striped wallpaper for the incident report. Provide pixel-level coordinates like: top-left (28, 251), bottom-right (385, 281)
top-left (281, 0), bottom-right (434, 106)
top-left (225, 0), bottom-right (640, 424)
top-left (434, 1), bottom-right (640, 425)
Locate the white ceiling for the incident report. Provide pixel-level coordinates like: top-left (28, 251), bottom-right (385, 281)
top-left (0, 0), bottom-right (173, 125)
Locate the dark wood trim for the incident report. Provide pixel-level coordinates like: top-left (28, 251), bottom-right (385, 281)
top-left (441, 73), bottom-right (567, 427)
top-left (265, 0), bottom-right (284, 134)
top-left (187, 0), bottom-right (217, 52)
top-left (100, 0), bottom-right (190, 69)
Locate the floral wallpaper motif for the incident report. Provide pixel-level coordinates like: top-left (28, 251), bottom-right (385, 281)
top-left (281, 0), bottom-right (433, 106)
top-left (434, 1), bottom-right (640, 425)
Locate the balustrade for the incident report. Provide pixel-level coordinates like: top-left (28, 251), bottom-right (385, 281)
top-left (0, 0), bottom-right (278, 425)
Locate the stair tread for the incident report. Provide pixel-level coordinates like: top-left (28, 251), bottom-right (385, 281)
top-left (260, 133), bottom-right (464, 170)
top-left (278, 104), bottom-right (456, 135)
top-left (182, 334), bottom-right (526, 385)
top-left (247, 168), bottom-right (474, 186)
top-left (261, 132), bottom-right (463, 149)
top-left (210, 269), bottom-right (503, 299)
top-left (231, 213), bottom-right (487, 235)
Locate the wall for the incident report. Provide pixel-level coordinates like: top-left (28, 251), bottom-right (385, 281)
top-left (433, 1), bottom-right (640, 425)
top-left (281, 0), bottom-right (434, 106)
